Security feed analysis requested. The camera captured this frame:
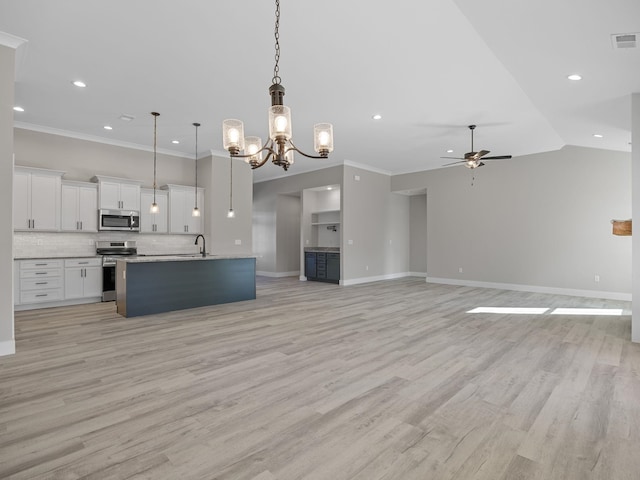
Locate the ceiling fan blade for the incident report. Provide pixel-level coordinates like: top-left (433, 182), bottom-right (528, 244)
top-left (464, 151), bottom-right (476, 159)
top-left (443, 160), bottom-right (466, 166)
top-left (482, 155), bottom-right (512, 160)
top-left (476, 150), bottom-right (491, 158)
top-left (441, 156), bottom-right (464, 160)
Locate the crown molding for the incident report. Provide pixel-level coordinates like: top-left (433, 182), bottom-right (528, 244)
top-left (342, 159), bottom-right (393, 176)
top-left (0, 31), bottom-right (27, 49)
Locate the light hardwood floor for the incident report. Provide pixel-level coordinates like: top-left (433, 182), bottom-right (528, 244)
top-left (1, 277), bottom-right (637, 480)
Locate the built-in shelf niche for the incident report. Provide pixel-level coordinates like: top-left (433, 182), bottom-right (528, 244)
top-left (311, 209), bottom-right (340, 247)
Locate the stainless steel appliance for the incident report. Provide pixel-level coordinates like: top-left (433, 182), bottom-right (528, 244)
top-left (98, 209), bottom-right (140, 232)
top-left (96, 240), bottom-right (137, 301)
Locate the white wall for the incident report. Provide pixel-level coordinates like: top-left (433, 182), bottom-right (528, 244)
top-left (409, 194), bottom-right (427, 274)
top-left (276, 194), bottom-right (301, 273)
top-left (392, 145), bottom-right (631, 299)
top-left (15, 128), bottom-right (196, 187)
top-left (632, 93), bottom-right (639, 341)
top-left (206, 155), bottom-right (253, 255)
top-left (0, 44), bottom-right (16, 355)
top-left (253, 166), bottom-right (344, 275)
top-left (341, 165), bottom-right (410, 283)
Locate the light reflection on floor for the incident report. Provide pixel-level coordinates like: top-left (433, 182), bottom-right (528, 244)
top-left (467, 307), bottom-right (624, 316)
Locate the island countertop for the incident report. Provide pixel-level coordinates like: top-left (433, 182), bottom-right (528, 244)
top-left (119, 254), bottom-right (256, 263)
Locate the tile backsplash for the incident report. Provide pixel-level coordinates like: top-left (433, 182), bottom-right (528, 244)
top-left (14, 232), bottom-right (203, 259)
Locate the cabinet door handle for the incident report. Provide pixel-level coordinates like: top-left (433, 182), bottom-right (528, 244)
top-left (35, 263), bottom-right (48, 266)
top-left (80, 221), bottom-right (83, 230)
top-left (35, 282), bottom-right (48, 285)
top-left (35, 272), bottom-right (47, 275)
top-left (35, 294), bottom-right (48, 297)
top-left (78, 262), bottom-right (89, 265)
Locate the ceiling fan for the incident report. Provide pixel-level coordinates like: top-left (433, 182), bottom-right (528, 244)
top-left (442, 125), bottom-right (512, 169)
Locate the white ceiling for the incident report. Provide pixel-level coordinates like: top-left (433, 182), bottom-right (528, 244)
top-left (1, 0), bottom-right (638, 183)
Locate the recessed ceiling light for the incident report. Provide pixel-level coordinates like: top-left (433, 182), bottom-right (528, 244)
top-left (72, 80), bottom-right (87, 88)
top-left (567, 74), bottom-right (582, 81)
top-left (446, 149), bottom-right (454, 153)
top-left (119, 114), bottom-right (135, 122)
top-left (103, 125), bottom-right (113, 130)
top-left (13, 106), bottom-right (24, 112)
top-left (593, 134), bottom-right (603, 138)
top-left (372, 114), bottom-right (382, 120)
top-left (172, 140), bottom-right (180, 144)
top-left (327, 186), bottom-right (332, 190)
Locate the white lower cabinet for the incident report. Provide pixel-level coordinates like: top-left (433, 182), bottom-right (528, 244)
top-left (16, 258), bottom-right (103, 310)
top-left (18, 259), bottom-right (64, 305)
top-left (64, 258), bottom-right (102, 300)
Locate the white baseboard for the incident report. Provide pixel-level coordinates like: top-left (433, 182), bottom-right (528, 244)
top-left (408, 272), bottom-right (427, 278)
top-left (0, 340), bottom-right (15, 356)
top-left (14, 297), bottom-right (103, 311)
top-left (426, 277), bottom-right (632, 302)
top-left (256, 271), bottom-right (300, 278)
top-left (341, 272), bottom-right (412, 286)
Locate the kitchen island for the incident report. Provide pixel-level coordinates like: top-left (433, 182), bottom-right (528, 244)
top-left (115, 254), bottom-right (256, 317)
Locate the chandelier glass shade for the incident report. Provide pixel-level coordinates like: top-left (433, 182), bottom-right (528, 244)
top-left (222, 0), bottom-right (333, 171)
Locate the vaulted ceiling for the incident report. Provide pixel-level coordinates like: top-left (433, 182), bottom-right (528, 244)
top-left (1, 0), bottom-right (638, 182)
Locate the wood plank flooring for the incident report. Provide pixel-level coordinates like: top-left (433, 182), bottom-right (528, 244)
top-left (1, 277), bottom-right (637, 479)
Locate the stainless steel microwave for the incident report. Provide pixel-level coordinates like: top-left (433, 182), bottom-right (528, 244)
top-left (98, 209), bottom-right (140, 232)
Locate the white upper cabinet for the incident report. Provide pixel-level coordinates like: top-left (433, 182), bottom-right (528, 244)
top-left (161, 184), bottom-right (204, 234)
top-left (14, 166), bottom-right (64, 231)
top-left (140, 188), bottom-right (168, 233)
top-left (92, 175), bottom-right (142, 211)
top-left (61, 181), bottom-right (98, 232)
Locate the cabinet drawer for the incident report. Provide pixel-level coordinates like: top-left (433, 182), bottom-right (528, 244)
top-left (21, 259), bottom-right (63, 270)
top-left (20, 269), bottom-right (62, 279)
top-left (65, 258), bottom-right (102, 268)
top-left (21, 277), bottom-right (63, 291)
top-left (21, 288), bottom-right (64, 304)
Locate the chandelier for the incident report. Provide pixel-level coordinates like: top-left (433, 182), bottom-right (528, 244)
top-left (222, 0), bottom-right (334, 171)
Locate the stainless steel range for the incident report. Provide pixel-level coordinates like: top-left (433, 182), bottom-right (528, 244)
top-left (96, 240), bottom-right (137, 301)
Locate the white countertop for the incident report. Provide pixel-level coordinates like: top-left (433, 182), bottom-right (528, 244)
top-left (118, 254), bottom-right (256, 263)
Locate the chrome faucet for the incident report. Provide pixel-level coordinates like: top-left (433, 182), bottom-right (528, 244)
top-left (194, 234), bottom-right (206, 257)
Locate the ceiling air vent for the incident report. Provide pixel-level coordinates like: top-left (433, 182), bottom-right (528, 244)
top-left (611, 33), bottom-right (637, 49)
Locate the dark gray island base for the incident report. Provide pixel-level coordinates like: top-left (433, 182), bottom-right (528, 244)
top-left (116, 255), bottom-right (256, 317)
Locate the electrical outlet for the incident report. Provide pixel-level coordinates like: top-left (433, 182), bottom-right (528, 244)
top-left (305, 239), bottom-right (309, 245)
top-left (365, 265), bottom-right (369, 271)
top-left (348, 239), bottom-right (353, 245)
top-left (594, 274), bottom-right (600, 283)
top-left (458, 267), bottom-right (463, 273)
top-left (354, 175), bottom-right (360, 181)
top-left (235, 239), bottom-right (241, 245)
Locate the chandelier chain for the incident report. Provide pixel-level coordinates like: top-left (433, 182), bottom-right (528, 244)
top-left (272, 0), bottom-right (281, 85)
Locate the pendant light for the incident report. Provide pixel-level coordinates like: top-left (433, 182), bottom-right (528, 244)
top-left (192, 122), bottom-right (201, 217)
top-left (222, 0), bottom-right (333, 171)
top-left (150, 112), bottom-right (160, 213)
top-left (227, 157), bottom-right (235, 218)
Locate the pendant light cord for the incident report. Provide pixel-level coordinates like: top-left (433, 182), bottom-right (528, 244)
top-left (193, 122), bottom-right (200, 210)
top-left (152, 112), bottom-right (160, 204)
top-left (229, 157), bottom-right (233, 211)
